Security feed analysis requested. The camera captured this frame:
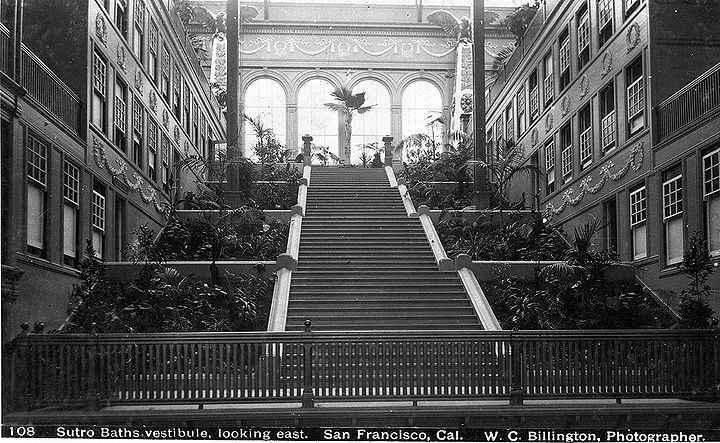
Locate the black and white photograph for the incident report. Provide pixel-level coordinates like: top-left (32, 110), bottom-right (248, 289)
top-left (1, 0), bottom-right (719, 440)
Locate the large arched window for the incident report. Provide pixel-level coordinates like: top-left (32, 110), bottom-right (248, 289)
top-left (351, 80), bottom-right (391, 165)
top-left (244, 78), bottom-right (286, 161)
top-left (401, 80), bottom-right (444, 162)
top-left (298, 78), bottom-right (339, 163)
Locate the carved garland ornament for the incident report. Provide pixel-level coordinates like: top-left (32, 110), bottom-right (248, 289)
top-left (95, 13), bottom-right (107, 46)
top-left (544, 141), bottom-right (645, 219)
top-left (134, 69), bottom-right (144, 92)
top-left (531, 128), bottom-right (539, 146)
top-left (545, 113), bottom-right (554, 131)
top-left (162, 109), bottom-right (169, 129)
top-left (116, 44), bottom-right (127, 73)
top-left (239, 37), bottom-right (457, 59)
top-left (561, 96), bottom-right (571, 117)
top-left (92, 135), bottom-right (168, 215)
top-left (626, 23), bottom-right (641, 53)
top-left (174, 126), bottom-right (180, 144)
top-left (579, 75), bottom-right (590, 98)
top-left (601, 52), bottom-right (613, 78)
top-left (460, 92), bottom-right (473, 113)
top-left (149, 90), bottom-right (158, 113)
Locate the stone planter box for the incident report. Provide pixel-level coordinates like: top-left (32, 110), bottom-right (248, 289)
top-left (105, 261), bottom-right (278, 284)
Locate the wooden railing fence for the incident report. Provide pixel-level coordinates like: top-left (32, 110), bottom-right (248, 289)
top-left (5, 325), bottom-right (718, 412)
top-left (656, 63), bottom-right (720, 141)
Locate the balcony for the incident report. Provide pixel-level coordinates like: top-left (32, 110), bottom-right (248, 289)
top-left (1, 25), bottom-right (82, 135)
top-left (657, 62), bottom-right (720, 141)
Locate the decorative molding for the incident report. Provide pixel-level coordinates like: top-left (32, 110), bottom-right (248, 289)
top-left (544, 142), bottom-right (645, 218)
top-left (601, 52), bottom-right (613, 78)
top-left (184, 141), bottom-right (190, 156)
top-left (162, 109), bottom-right (169, 129)
top-left (561, 96), bottom-right (571, 117)
top-left (531, 128), bottom-right (539, 146)
top-left (460, 92), bottom-right (473, 113)
top-left (626, 22), bottom-right (641, 53)
top-left (95, 13), bottom-right (107, 46)
top-left (173, 125), bottom-right (180, 144)
top-left (92, 135), bottom-right (168, 215)
top-left (545, 113), bottom-right (554, 131)
top-left (116, 44), bottom-right (127, 73)
top-left (239, 36), bottom-right (457, 59)
top-left (134, 69), bottom-right (144, 92)
top-left (149, 90), bottom-right (158, 113)
top-left (579, 75), bottom-right (589, 98)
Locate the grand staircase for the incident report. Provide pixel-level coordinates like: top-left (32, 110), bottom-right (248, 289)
top-left (285, 167), bottom-right (482, 331)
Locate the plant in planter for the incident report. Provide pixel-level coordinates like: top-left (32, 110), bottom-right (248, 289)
top-left (66, 247), bottom-right (273, 333)
top-left (677, 232), bottom-right (718, 329)
top-left (324, 82), bottom-right (374, 162)
top-left (312, 145), bottom-right (340, 166)
top-left (476, 138), bottom-right (540, 215)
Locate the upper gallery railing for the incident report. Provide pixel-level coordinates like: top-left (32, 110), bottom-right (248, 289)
top-left (487, 0), bottom-right (560, 108)
top-left (5, 327), bottom-right (718, 411)
top-left (656, 62), bottom-right (720, 141)
top-left (0, 25), bottom-right (82, 135)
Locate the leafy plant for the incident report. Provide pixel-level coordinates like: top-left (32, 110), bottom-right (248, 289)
top-left (476, 138), bottom-right (540, 215)
top-left (312, 145), bottom-right (340, 166)
top-left (677, 232), bottom-right (718, 329)
top-left (66, 252), bottom-right (273, 334)
top-left (505, 0), bottom-right (540, 42)
top-left (324, 82), bottom-right (374, 161)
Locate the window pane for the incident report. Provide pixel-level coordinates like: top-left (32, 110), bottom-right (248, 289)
top-left (27, 185), bottom-right (44, 249)
top-left (298, 79), bottom-right (339, 161)
top-left (666, 217), bottom-right (684, 265)
top-left (63, 204), bottom-right (77, 258)
top-left (351, 80), bottom-right (391, 164)
top-left (633, 224), bottom-right (647, 260)
top-left (244, 78), bottom-right (287, 161)
top-left (401, 80), bottom-right (443, 162)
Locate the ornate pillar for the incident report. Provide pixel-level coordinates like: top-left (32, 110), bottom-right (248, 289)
top-left (383, 135), bottom-right (393, 166)
top-left (302, 135), bottom-right (313, 167)
top-left (391, 104), bottom-right (402, 166)
top-left (287, 103), bottom-right (297, 153)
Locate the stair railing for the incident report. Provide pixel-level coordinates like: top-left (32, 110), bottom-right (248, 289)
top-left (455, 254), bottom-right (502, 330)
top-left (267, 165), bottom-right (311, 332)
top-left (417, 205), bottom-right (455, 271)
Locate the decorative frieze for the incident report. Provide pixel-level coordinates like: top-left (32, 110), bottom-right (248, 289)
top-left (116, 44), bottom-right (127, 73)
top-left (239, 36), bottom-right (457, 59)
top-left (95, 13), bottom-right (107, 46)
top-left (601, 52), bottom-right (613, 78)
top-left (579, 75), bottom-right (589, 98)
top-left (544, 142), bottom-right (645, 218)
top-left (627, 23), bottom-right (641, 53)
top-left (92, 135), bottom-right (168, 215)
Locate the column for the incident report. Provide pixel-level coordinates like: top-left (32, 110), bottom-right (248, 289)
top-left (287, 103), bottom-right (298, 153)
top-left (391, 104), bottom-right (402, 167)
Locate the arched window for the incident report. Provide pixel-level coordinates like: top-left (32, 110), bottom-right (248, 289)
top-left (401, 80), bottom-right (444, 162)
top-left (244, 78), bottom-right (286, 161)
top-left (298, 78), bottom-right (339, 163)
top-left (351, 80), bottom-right (391, 165)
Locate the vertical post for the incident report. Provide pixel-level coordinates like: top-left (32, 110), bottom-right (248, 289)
top-left (383, 135), bottom-right (393, 166)
top-left (510, 338), bottom-right (524, 405)
top-left (472, 0), bottom-right (489, 209)
top-left (9, 323), bottom-right (31, 412)
top-left (263, 0), bottom-right (269, 19)
top-left (416, 0), bottom-right (423, 22)
top-left (87, 323), bottom-right (100, 411)
top-left (11, 0), bottom-right (24, 83)
top-left (460, 113), bottom-right (471, 135)
top-left (225, 0), bottom-right (241, 191)
top-left (301, 320), bottom-right (314, 408)
top-left (302, 135), bottom-right (313, 167)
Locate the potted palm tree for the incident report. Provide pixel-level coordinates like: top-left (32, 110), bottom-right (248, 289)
top-left (324, 82), bottom-right (374, 164)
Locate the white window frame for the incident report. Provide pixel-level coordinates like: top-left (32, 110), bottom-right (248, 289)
top-left (92, 52), bottom-right (107, 130)
top-left (703, 148), bottom-right (720, 255)
top-left (63, 161), bottom-right (80, 261)
top-left (630, 186), bottom-right (647, 260)
top-left (577, 10), bottom-right (590, 62)
top-left (627, 75), bottom-right (644, 133)
top-left (663, 173), bottom-right (684, 265)
top-left (26, 135), bottom-right (47, 252)
top-left (114, 79), bottom-right (127, 149)
top-left (545, 140), bottom-right (556, 188)
top-left (559, 35), bottom-right (570, 77)
top-left (544, 54), bottom-right (554, 103)
top-left (560, 126), bottom-right (573, 180)
top-left (92, 189), bottom-right (105, 259)
top-left (132, 0), bottom-right (144, 59)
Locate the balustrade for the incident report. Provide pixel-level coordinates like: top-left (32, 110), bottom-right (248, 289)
top-left (6, 325), bottom-right (718, 412)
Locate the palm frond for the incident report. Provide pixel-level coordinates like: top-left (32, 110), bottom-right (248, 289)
top-left (324, 102), bottom-right (348, 114)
